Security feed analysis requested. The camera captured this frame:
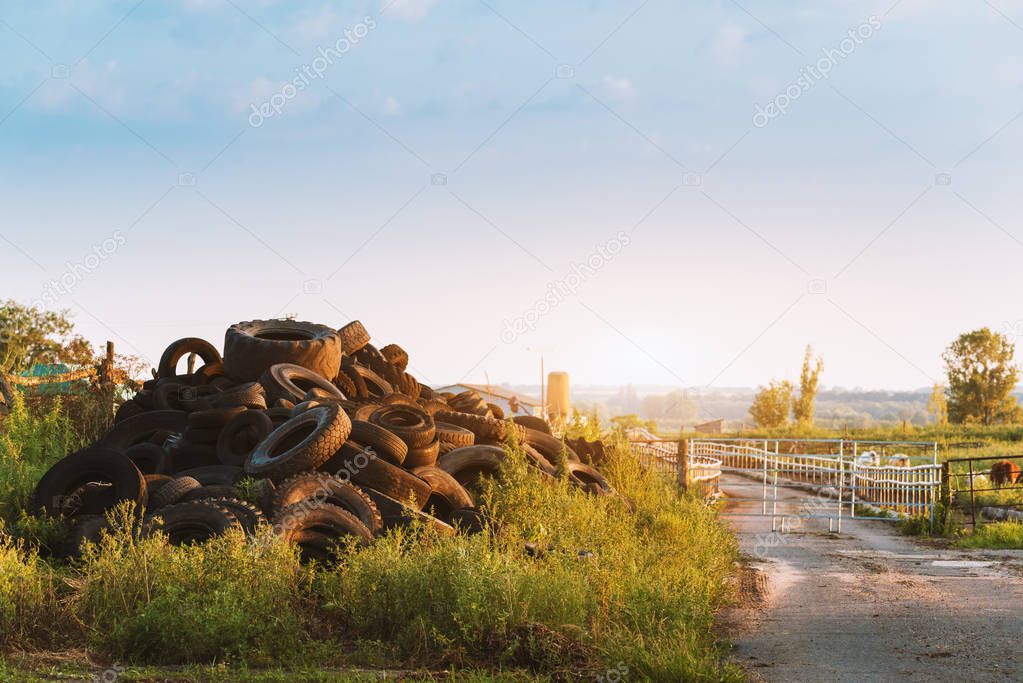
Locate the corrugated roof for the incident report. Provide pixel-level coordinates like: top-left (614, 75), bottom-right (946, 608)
top-left (434, 383), bottom-right (541, 406)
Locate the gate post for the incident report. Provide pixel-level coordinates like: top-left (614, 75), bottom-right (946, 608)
top-left (677, 439), bottom-right (689, 492)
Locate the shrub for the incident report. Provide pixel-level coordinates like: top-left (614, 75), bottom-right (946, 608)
top-left (0, 528), bottom-right (64, 648)
top-left (956, 521), bottom-right (1023, 549)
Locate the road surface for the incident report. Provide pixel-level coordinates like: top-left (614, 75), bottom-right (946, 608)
top-left (719, 473), bottom-right (1023, 682)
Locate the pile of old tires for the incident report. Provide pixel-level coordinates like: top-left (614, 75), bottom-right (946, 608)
top-left (32, 319), bottom-right (616, 563)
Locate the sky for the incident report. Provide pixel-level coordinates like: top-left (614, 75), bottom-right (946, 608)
top-left (1, 0), bottom-right (1022, 391)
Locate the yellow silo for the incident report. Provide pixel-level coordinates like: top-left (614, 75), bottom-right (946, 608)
top-left (546, 371), bottom-right (570, 420)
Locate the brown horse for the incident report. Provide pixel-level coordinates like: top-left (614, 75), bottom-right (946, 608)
top-left (990, 460), bottom-right (1021, 487)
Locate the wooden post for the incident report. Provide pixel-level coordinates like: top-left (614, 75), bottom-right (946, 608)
top-left (101, 341), bottom-right (115, 384)
top-left (940, 461), bottom-right (951, 514)
top-left (677, 438), bottom-right (690, 491)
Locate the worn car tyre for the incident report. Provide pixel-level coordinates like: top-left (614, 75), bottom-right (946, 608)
top-left (379, 343), bottom-right (409, 371)
top-left (149, 476), bottom-right (202, 509)
top-left (361, 488), bottom-right (456, 536)
top-left (174, 465), bottom-right (244, 487)
top-left (434, 422), bottom-right (475, 448)
top-left (125, 442), bottom-right (172, 475)
top-left (512, 415), bottom-right (551, 434)
top-left (203, 382), bottom-right (267, 410)
top-left (224, 319), bottom-right (341, 382)
top-left (245, 404), bottom-right (351, 482)
top-left (274, 501), bottom-right (373, 547)
top-left (524, 429), bottom-right (579, 464)
top-left (101, 411), bottom-right (188, 451)
top-left (348, 419), bottom-right (408, 466)
top-left (369, 404), bottom-right (435, 449)
top-left (188, 406), bottom-right (247, 429)
top-left (143, 502), bottom-right (241, 545)
top-left (347, 365), bottom-right (393, 399)
top-left (62, 515), bottom-right (109, 559)
top-left (410, 465), bottom-right (474, 519)
top-left (321, 442), bottom-right (431, 509)
top-left (261, 363), bottom-right (344, 404)
top-left (436, 445), bottom-right (507, 489)
top-left (271, 473), bottom-right (382, 534)
top-left (202, 497), bottom-right (265, 534)
top-left (32, 448), bottom-right (147, 517)
top-left (403, 440), bottom-right (440, 468)
top-left (216, 409), bottom-right (273, 467)
top-left (567, 462), bottom-right (615, 495)
top-left (337, 320), bottom-right (371, 354)
top-left (433, 410), bottom-right (520, 442)
top-left (157, 337), bottom-right (222, 379)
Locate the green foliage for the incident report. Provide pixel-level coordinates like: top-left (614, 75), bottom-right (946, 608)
top-left (0, 528), bottom-right (63, 648)
top-left (74, 505), bottom-right (313, 665)
top-left (956, 521), bottom-right (1023, 549)
top-left (927, 383), bottom-right (949, 426)
top-left (943, 328), bottom-right (1022, 425)
top-left (749, 380), bottom-right (794, 429)
top-left (0, 301), bottom-right (94, 373)
top-left (792, 345), bottom-right (823, 426)
top-left (606, 413), bottom-right (656, 435)
top-left (0, 392), bottom-right (79, 524)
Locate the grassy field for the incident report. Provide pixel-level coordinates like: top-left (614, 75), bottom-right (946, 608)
top-left (0, 402), bottom-right (742, 681)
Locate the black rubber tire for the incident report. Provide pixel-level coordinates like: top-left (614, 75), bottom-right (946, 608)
top-left (396, 372), bottom-right (421, 400)
top-left (418, 399), bottom-right (450, 416)
top-left (224, 319), bottom-right (342, 382)
top-left (368, 405), bottom-right (435, 449)
top-left (62, 515), bottom-right (109, 559)
top-left (143, 502), bottom-right (241, 545)
top-left (333, 370), bottom-right (357, 399)
top-left (274, 501), bottom-right (373, 547)
top-left (114, 399), bottom-right (146, 424)
top-left (524, 429), bottom-right (579, 464)
top-left (144, 473), bottom-right (173, 492)
top-left (32, 448), bottom-right (147, 517)
top-left (436, 445), bottom-right (507, 489)
top-left (353, 402), bottom-right (379, 422)
top-left (347, 365), bottom-right (392, 399)
top-left (100, 411), bottom-right (188, 451)
top-left (410, 465), bottom-right (474, 519)
top-left (434, 422), bottom-right (475, 448)
top-left (348, 419), bottom-right (408, 466)
top-left (149, 476), bottom-right (202, 509)
top-left (245, 405), bottom-right (351, 482)
top-left (321, 443), bottom-right (431, 509)
top-left (157, 337), bottom-right (222, 379)
top-left (379, 393), bottom-right (418, 407)
top-left (125, 442), bottom-right (172, 475)
top-left (182, 426), bottom-right (222, 446)
top-left (216, 410), bottom-right (273, 467)
top-left (449, 508), bottom-right (500, 535)
top-left (337, 320), bottom-right (371, 354)
top-left (567, 462), bottom-right (615, 495)
top-left (61, 482), bottom-right (116, 516)
top-left (433, 410), bottom-right (520, 442)
top-left (188, 407), bottom-right (247, 429)
top-left (379, 344), bottom-right (409, 371)
top-left (201, 497), bottom-right (265, 534)
top-left (513, 415), bottom-right (552, 435)
top-left (179, 484), bottom-right (237, 503)
top-left (487, 403), bottom-right (505, 420)
top-left (403, 440), bottom-right (440, 468)
top-left (203, 382), bottom-right (267, 410)
top-left (167, 441), bottom-right (219, 473)
top-left (174, 465), bottom-right (244, 487)
top-left (271, 473), bottom-right (382, 534)
top-left (260, 363), bottom-right (344, 404)
top-left (360, 488), bottom-right (456, 536)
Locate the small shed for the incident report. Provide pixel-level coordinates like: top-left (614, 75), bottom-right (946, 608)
top-left (694, 419), bottom-right (724, 435)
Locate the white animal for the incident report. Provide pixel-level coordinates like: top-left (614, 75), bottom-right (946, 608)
top-left (888, 453), bottom-right (911, 468)
top-left (857, 450), bottom-right (880, 467)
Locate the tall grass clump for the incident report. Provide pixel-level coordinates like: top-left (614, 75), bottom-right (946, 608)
top-left (0, 526), bottom-right (64, 649)
top-left (73, 506), bottom-right (315, 665)
top-left (317, 435), bottom-right (741, 680)
top-left (956, 521), bottom-right (1023, 549)
top-left (0, 393), bottom-right (79, 524)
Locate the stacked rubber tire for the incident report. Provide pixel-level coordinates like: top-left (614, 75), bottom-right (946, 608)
top-left (32, 319), bottom-right (617, 563)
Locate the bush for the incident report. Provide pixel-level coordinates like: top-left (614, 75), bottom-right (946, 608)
top-left (956, 521), bottom-right (1023, 549)
top-left (0, 529), bottom-right (63, 649)
top-left (74, 506), bottom-right (315, 665)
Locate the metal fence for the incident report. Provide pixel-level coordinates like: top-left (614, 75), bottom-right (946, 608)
top-left (943, 454), bottom-right (1023, 527)
top-left (631, 437), bottom-right (942, 532)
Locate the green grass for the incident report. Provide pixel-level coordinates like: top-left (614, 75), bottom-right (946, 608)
top-left (955, 521), bottom-right (1023, 549)
top-left (0, 407), bottom-right (742, 681)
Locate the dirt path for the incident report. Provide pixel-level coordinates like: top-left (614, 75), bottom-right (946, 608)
top-left (719, 473), bottom-right (1023, 682)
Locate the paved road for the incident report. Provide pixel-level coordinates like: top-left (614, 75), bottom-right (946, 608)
top-left (719, 474), bottom-right (1023, 683)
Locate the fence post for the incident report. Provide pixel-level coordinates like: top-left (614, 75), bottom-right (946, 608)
top-left (677, 439), bottom-right (689, 492)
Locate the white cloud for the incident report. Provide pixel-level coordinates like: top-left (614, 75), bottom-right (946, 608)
top-left (385, 0), bottom-right (439, 22)
top-left (711, 24), bottom-right (746, 68)
top-left (382, 96), bottom-right (401, 115)
top-left (35, 59), bottom-right (127, 113)
top-left (601, 75), bottom-right (635, 102)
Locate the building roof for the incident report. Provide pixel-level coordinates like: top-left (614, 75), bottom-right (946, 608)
top-left (434, 383), bottom-right (541, 407)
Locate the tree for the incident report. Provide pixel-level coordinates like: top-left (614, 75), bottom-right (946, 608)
top-left (0, 301), bottom-right (92, 372)
top-left (749, 380), bottom-right (794, 428)
top-left (792, 345), bottom-right (824, 426)
top-left (927, 383), bottom-right (948, 426)
top-left (943, 328), bottom-right (1021, 425)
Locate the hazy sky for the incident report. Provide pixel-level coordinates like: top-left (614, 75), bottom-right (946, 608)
top-left (2, 0), bottom-right (1021, 390)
